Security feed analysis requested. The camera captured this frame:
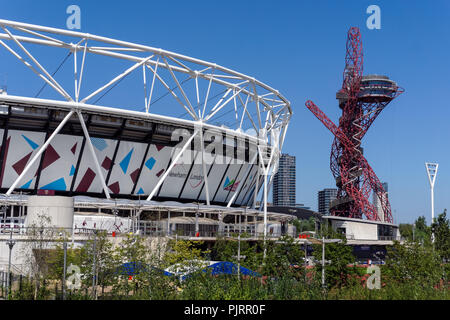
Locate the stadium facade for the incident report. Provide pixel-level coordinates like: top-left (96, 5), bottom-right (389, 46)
top-left (0, 19), bottom-right (296, 245)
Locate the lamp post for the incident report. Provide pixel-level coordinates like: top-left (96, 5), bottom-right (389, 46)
top-left (304, 240), bottom-right (311, 283)
top-left (92, 230), bottom-right (97, 300)
top-left (6, 229), bottom-right (16, 300)
top-left (321, 237), bottom-right (342, 288)
top-left (425, 162), bottom-right (438, 243)
top-left (62, 238), bottom-right (67, 300)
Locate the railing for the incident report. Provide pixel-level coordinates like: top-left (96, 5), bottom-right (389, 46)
top-left (378, 236), bottom-right (399, 241)
top-left (0, 225), bottom-right (294, 240)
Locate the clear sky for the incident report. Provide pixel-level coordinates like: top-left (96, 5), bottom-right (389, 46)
top-left (1, 0), bottom-right (450, 224)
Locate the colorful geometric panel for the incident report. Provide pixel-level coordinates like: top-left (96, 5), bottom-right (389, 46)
top-left (12, 152), bottom-right (32, 175)
top-left (70, 142), bottom-right (78, 155)
top-left (101, 156), bottom-right (113, 171)
top-left (22, 134), bottom-right (39, 150)
top-left (155, 145), bottom-right (164, 152)
top-left (76, 168), bottom-right (96, 192)
top-left (130, 168), bottom-right (140, 184)
top-left (20, 179), bottom-right (33, 189)
top-left (156, 169), bottom-right (165, 178)
top-left (119, 148), bottom-right (134, 174)
top-left (40, 177), bottom-right (67, 191)
top-left (90, 138), bottom-right (107, 151)
top-left (108, 181), bottom-right (120, 194)
top-left (145, 157), bottom-right (156, 170)
top-left (40, 144), bottom-right (60, 172)
top-left (70, 165), bottom-right (76, 176)
top-left (137, 187), bottom-right (145, 195)
top-left (0, 136), bottom-right (11, 185)
top-left (223, 176), bottom-right (239, 192)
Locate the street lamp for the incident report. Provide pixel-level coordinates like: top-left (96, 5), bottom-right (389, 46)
top-left (304, 239), bottom-right (311, 283)
top-left (321, 237), bottom-right (342, 288)
top-left (425, 162), bottom-right (438, 243)
top-left (92, 230), bottom-right (98, 300)
top-left (5, 229), bottom-right (16, 300)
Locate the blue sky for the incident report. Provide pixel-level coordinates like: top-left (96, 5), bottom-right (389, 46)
top-left (1, 0), bottom-right (450, 224)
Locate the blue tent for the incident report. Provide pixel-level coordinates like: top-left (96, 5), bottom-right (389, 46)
top-left (116, 262), bottom-right (173, 276)
top-left (205, 261), bottom-right (261, 277)
top-left (179, 261), bottom-right (260, 280)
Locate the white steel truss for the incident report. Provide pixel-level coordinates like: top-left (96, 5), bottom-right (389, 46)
top-left (0, 20), bottom-right (292, 217)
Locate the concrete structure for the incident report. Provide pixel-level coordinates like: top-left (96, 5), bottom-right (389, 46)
top-left (373, 182), bottom-right (388, 222)
top-left (273, 154), bottom-right (296, 207)
top-left (318, 188), bottom-right (337, 215)
top-left (322, 215), bottom-right (400, 242)
top-left (26, 195), bottom-right (74, 230)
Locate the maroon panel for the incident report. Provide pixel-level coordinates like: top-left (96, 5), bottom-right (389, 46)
top-left (101, 156), bottom-right (112, 171)
top-left (70, 142), bottom-right (78, 155)
top-left (130, 168), bottom-right (140, 184)
top-left (75, 168), bottom-right (96, 192)
top-left (0, 136), bottom-right (11, 186)
top-left (108, 181), bottom-right (120, 194)
top-left (12, 151), bottom-right (33, 176)
top-left (37, 190), bottom-right (55, 196)
top-left (40, 144), bottom-right (60, 172)
top-left (156, 169), bottom-right (164, 178)
top-left (155, 144), bottom-right (164, 152)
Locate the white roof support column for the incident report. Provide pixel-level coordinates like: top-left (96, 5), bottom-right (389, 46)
top-left (6, 110), bottom-right (75, 195)
top-left (227, 151), bottom-right (258, 208)
top-left (77, 111), bottom-right (111, 199)
top-left (146, 129), bottom-right (199, 201)
top-left (198, 123), bottom-right (210, 206)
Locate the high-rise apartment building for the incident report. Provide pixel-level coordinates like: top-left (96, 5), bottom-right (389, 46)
top-left (318, 188), bottom-right (338, 215)
top-left (373, 182), bottom-right (388, 222)
top-left (273, 154), bottom-right (296, 207)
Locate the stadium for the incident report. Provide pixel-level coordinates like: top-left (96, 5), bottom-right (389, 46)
top-left (0, 19), bottom-right (295, 242)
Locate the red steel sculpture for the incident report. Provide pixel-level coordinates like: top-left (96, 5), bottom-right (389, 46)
top-left (305, 27), bottom-right (403, 223)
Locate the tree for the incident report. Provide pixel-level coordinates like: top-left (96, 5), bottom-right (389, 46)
top-left (164, 239), bottom-right (207, 283)
top-left (211, 235), bottom-right (262, 272)
top-left (431, 210), bottom-right (450, 262)
top-left (262, 235), bottom-right (303, 278)
top-left (384, 240), bottom-right (443, 291)
top-left (111, 233), bottom-right (148, 297)
top-left (414, 216), bottom-right (431, 246)
top-left (291, 218), bottom-right (316, 236)
top-left (77, 230), bottom-right (117, 299)
top-left (312, 230), bottom-right (356, 289)
top-left (46, 237), bottom-right (81, 297)
top-left (399, 223), bottom-right (413, 241)
top-left (20, 214), bottom-right (57, 300)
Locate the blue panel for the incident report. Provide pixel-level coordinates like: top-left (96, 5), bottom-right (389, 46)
top-left (90, 137), bottom-right (107, 151)
top-left (69, 165), bottom-right (76, 176)
top-left (20, 179), bottom-right (33, 189)
top-left (223, 177), bottom-right (230, 188)
top-left (40, 177), bottom-right (67, 191)
top-left (145, 157), bottom-right (156, 170)
top-left (22, 134), bottom-right (39, 150)
top-left (119, 148), bottom-right (134, 174)
top-left (137, 187), bottom-right (145, 195)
